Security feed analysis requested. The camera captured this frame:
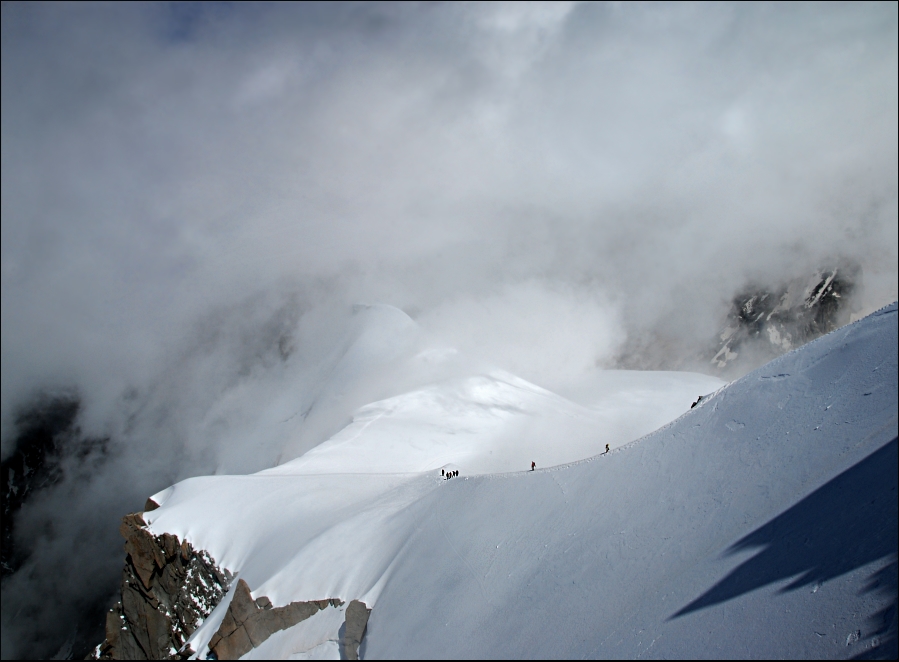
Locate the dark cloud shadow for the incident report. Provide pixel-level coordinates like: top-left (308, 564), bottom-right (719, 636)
top-left (672, 437), bottom-right (898, 632)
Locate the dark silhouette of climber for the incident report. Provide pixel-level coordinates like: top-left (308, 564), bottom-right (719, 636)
top-left (531, 461), bottom-right (536, 471)
top-left (603, 443), bottom-right (610, 454)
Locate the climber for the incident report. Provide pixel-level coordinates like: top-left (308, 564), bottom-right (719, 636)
top-left (691, 395), bottom-right (703, 409)
top-left (531, 461), bottom-right (536, 471)
top-left (604, 443), bottom-right (610, 454)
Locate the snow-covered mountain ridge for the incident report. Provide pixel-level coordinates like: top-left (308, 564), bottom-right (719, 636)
top-left (99, 302), bottom-right (896, 659)
top-left (366, 301), bottom-right (897, 659)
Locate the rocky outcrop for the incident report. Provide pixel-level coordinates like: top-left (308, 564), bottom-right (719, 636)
top-left (710, 265), bottom-right (858, 371)
top-left (344, 599), bottom-right (372, 661)
top-left (613, 264), bottom-right (860, 375)
top-left (91, 512), bottom-right (232, 660)
top-left (207, 579), bottom-right (345, 659)
top-left (93, 511), bottom-right (375, 659)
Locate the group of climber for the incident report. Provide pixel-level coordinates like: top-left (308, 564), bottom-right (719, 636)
top-left (441, 395), bottom-right (711, 482)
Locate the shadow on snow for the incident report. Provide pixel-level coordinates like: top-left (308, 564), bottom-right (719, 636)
top-left (672, 437), bottom-right (898, 658)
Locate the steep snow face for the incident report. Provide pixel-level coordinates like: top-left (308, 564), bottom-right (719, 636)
top-left (366, 302), bottom-right (898, 659)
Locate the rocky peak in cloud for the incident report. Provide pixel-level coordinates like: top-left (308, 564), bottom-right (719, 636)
top-left (710, 263), bottom-right (860, 373)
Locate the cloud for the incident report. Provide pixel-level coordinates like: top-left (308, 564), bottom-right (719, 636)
top-left (1, 2), bottom-right (896, 657)
top-left (419, 280), bottom-right (624, 391)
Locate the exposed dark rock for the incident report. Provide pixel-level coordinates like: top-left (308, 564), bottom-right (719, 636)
top-left (1, 392), bottom-right (80, 578)
top-left (207, 578), bottom-right (346, 659)
top-left (344, 600), bottom-right (372, 661)
top-left (710, 265), bottom-right (859, 372)
top-left (90, 512), bottom-right (232, 660)
top-left (613, 264), bottom-right (861, 376)
top-left (2, 392), bottom-right (116, 659)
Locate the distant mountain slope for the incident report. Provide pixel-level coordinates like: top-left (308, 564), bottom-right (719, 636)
top-left (710, 265), bottom-right (860, 371)
top-left (614, 265), bottom-right (864, 378)
top-left (366, 302), bottom-right (897, 659)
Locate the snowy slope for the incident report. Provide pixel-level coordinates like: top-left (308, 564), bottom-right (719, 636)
top-left (365, 302), bottom-right (898, 659)
top-left (144, 303), bottom-right (896, 659)
top-left (144, 363), bottom-right (722, 657)
top-left (264, 368), bottom-right (723, 476)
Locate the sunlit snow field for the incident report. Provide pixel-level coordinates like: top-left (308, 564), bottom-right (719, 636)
top-left (144, 303), bottom-right (896, 659)
top-left (144, 306), bottom-right (724, 658)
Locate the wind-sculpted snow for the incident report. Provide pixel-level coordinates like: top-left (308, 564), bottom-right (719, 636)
top-left (365, 302), bottom-right (897, 659)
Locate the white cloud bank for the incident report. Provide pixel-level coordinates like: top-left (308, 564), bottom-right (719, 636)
top-left (0, 3), bottom-right (896, 656)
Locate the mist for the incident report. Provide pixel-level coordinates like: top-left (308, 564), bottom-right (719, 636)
top-left (1, 2), bottom-right (897, 658)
